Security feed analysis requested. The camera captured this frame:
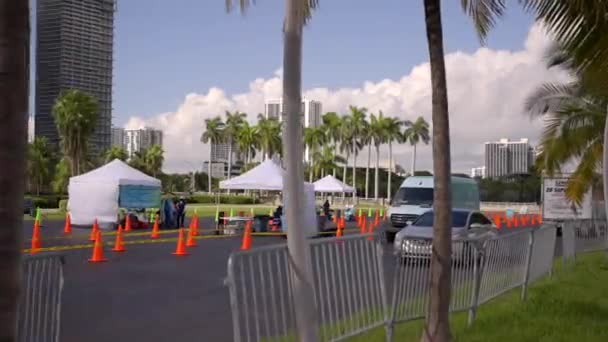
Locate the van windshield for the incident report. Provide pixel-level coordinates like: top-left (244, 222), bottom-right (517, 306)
top-left (392, 187), bottom-right (434, 206)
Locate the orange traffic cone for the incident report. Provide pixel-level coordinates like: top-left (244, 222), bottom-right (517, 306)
top-left (30, 220), bottom-right (42, 254)
top-left (124, 215), bottom-right (132, 232)
top-left (493, 215), bottom-right (502, 229)
top-left (150, 217), bottom-right (160, 239)
top-left (88, 231), bottom-right (108, 262)
top-left (186, 226), bottom-right (198, 247)
top-left (172, 228), bottom-right (189, 256)
top-left (367, 219), bottom-right (374, 240)
top-left (336, 224), bottom-right (343, 238)
top-left (89, 218), bottom-right (99, 241)
top-left (374, 210), bottom-right (379, 228)
top-left (360, 217), bottom-right (367, 234)
top-left (537, 214), bottom-right (543, 224)
top-left (112, 225), bottom-right (126, 252)
top-left (63, 213), bottom-right (72, 234)
top-left (240, 221), bottom-right (252, 250)
top-left (190, 215), bottom-right (199, 236)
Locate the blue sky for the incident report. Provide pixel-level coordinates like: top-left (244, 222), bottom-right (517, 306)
top-left (110, 0), bottom-right (533, 124)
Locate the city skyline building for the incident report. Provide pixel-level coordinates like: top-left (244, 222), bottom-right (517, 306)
top-left (35, 0), bottom-right (116, 154)
top-left (264, 97), bottom-right (322, 162)
top-left (111, 127), bottom-right (163, 158)
top-left (484, 138), bottom-right (534, 178)
top-left (470, 166), bottom-right (486, 179)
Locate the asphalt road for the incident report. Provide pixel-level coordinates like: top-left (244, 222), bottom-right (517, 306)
top-left (22, 218), bottom-right (543, 342)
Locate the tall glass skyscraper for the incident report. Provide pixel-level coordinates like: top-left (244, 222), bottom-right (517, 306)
top-left (35, 0), bottom-right (116, 154)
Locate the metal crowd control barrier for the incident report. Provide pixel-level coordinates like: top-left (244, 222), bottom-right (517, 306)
top-left (17, 253), bottom-right (65, 342)
top-left (227, 224), bottom-right (560, 341)
top-left (309, 235), bottom-right (388, 342)
top-left (226, 234), bottom-right (387, 342)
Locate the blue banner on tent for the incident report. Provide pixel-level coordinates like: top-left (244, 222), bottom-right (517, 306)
top-left (119, 185), bottom-right (161, 208)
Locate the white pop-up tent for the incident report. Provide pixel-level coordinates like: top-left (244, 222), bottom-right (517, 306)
top-left (313, 175), bottom-right (355, 193)
top-left (68, 159), bottom-right (161, 227)
top-left (219, 159), bottom-right (286, 190)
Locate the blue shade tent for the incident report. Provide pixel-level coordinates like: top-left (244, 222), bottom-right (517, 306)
top-left (68, 159), bottom-right (161, 226)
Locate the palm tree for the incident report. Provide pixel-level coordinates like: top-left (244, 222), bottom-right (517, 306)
top-left (237, 121), bottom-right (259, 164)
top-left (524, 45), bottom-right (606, 204)
top-left (129, 150), bottom-right (148, 174)
top-left (224, 110), bottom-right (247, 181)
top-left (322, 111), bottom-right (342, 177)
top-left (420, 1), bottom-right (453, 340)
top-left (403, 116), bottom-right (430, 176)
top-left (0, 1), bottom-right (30, 338)
top-left (313, 145), bottom-right (347, 178)
top-left (384, 117), bottom-right (403, 200)
top-left (52, 157), bottom-right (71, 194)
top-left (227, 1), bottom-right (319, 338)
top-left (201, 116), bottom-right (224, 193)
top-left (348, 105), bottom-right (368, 198)
top-left (52, 89), bottom-right (99, 176)
top-left (304, 126), bottom-right (326, 181)
top-left (145, 144), bottom-right (164, 177)
top-left (370, 111), bottom-right (387, 200)
top-left (257, 114), bottom-right (282, 160)
top-left (28, 137), bottom-right (52, 195)
top-left (104, 145), bottom-right (128, 163)
top-left (339, 114), bottom-right (353, 184)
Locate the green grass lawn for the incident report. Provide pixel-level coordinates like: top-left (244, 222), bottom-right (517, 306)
top-left (350, 252), bottom-right (608, 341)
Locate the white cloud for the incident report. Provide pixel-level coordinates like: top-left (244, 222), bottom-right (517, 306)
top-left (122, 24), bottom-right (567, 174)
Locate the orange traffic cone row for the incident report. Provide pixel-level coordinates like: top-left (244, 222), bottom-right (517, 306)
top-left (367, 219), bottom-right (375, 240)
top-left (63, 213), bottom-right (72, 234)
top-left (150, 217), bottom-right (160, 239)
top-left (172, 228), bottom-right (189, 256)
top-left (89, 231), bottom-right (108, 262)
top-left (112, 225), bottom-right (126, 252)
top-left (240, 221), bottom-right (252, 251)
top-left (186, 226), bottom-right (198, 247)
top-left (30, 220), bottom-right (42, 254)
top-left (124, 215), bottom-right (132, 232)
top-left (89, 218), bottom-right (99, 241)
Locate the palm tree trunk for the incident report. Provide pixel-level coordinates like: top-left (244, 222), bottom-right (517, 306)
top-left (309, 155), bottom-right (314, 183)
top-left (0, 1), bottom-right (29, 338)
top-left (388, 141), bottom-right (393, 200)
top-left (411, 143), bottom-right (417, 176)
top-left (208, 148), bottom-right (213, 193)
top-left (603, 105), bottom-right (608, 233)
top-left (375, 144), bottom-right (380, 200)
top-left (365, 143), bottom-right (371, 198)
top-left (282, 1), bottom-right (318, 340)
top-left (352, 137), bottom-right (357, 199)
top-left (421, 0), bottom-right (452, 341)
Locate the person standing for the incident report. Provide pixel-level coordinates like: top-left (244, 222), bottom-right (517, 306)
top-left (176, 197), bottom-right (187, 228)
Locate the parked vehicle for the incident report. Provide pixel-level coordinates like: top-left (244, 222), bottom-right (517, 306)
top-left (393, 209), bottom-right (498, 261)
top-left (385, 176), bottom-right (480, 242)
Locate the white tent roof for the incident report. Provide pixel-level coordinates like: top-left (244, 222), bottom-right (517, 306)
top-left (220, 159), bottom-right (286, 190)
top-left (313, 175), bottom-right (355, 193)
top-left (69, 159), bottom-right (161, 187)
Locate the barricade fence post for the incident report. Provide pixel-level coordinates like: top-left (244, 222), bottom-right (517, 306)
top-left (467, 242), bottom-right (484, 327)
top-left (521, 230), bottom-right (535, 302)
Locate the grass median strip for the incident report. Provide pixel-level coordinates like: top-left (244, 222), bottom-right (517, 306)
top-left (349, 252), bottom-right (608, 341)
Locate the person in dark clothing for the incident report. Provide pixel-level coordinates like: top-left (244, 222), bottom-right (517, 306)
top-left (175, 197), bottom-right (187, 228)
top-left (273, 205), bottom-right (283, 228)
top-left (323, 199), bottom-right (331, 219)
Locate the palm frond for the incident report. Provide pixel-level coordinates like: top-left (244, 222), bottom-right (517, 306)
top-left (565, 139), bottom-right (602, 205)
top-left (524, 82), bottom-right (581, 117)
top-left (461, 0), bottom-right (506, 43)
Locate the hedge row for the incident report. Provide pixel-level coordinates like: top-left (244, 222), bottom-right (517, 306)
top-left (185, 195), bottom-right (259, 205)
top-left (25, 195), bottom-right (68, 209)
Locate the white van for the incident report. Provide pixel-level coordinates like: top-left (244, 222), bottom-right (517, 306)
top-left (385, 176), bottom-right (480, 241)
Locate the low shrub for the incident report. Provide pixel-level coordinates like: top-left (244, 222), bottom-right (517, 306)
top-left (58, 199), bottom-right (68, 212)
top-left (183, 194), bottom-right (260, 205)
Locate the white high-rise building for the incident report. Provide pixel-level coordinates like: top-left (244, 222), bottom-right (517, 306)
top-left (264, 97), bottom-right (322, 162)
top-left (470, 166), bottom-right (486, 179)
top-left (484, 138), bottom-right (534, 178)
top-left (111, 127), bottom-right (163, 158)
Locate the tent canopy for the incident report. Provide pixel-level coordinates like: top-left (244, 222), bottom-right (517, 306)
top-left (70, 159), bottom-right (160, 186)
top-left (68, 159), bottom-right (161, 226)
top-left (220, 159), bottom-right (286, 190)
top-left (313, 175), bottom-right (355, 193)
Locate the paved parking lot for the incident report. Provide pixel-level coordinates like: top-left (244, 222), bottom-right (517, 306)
top-left (22, 218), bottom-right (542, 341)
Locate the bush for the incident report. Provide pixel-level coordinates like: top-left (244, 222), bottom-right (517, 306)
top-left (183, 194), bottom-right (259, 205)
top-left (58, 199), bottom-right (68, 212)
top-left (25, 195), bottom-right (66, 209)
